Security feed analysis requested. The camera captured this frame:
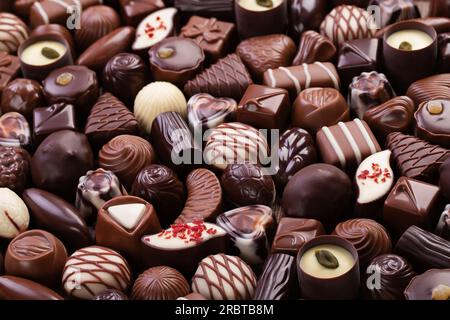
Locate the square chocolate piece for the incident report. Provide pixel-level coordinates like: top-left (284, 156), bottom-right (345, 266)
top-left (33, 103), bottom-right (77, 145)
top-left (236, 84), bottom-right (291, 130)
top-left (0, 52), bottom-right (20, 100)
top-left (384, 177), bottom-right (442, 236)
top-left (180, 16), bottom-right (235, 63)
top-left (119, 0), bottom-right (165, 27)
top-left (271, 217), bottom-right (326, 256)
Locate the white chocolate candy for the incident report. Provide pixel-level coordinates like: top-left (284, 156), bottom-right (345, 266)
top-left (238, 0), bottom-right (284, 11)
top-left (107, 203), bottom-right (146, 231)
top-left (0, 13), bottom-right (28, 54)
top-left (20, 40), bottom-right (67, 66)
top-left (386, 29), bottom-right (433, 51)
top-left (0, 188), bottom-right (29, 239)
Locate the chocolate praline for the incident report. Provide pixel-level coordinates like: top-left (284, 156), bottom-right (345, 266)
top-left (0, 276), bottom-right (63, 300)
top-left (0, 112), bottom-right (31, 148)
top-left (0, 146), bottom-right (30, 194)
top-left (0, 79), bottom-right (43, 121)
top-left (30, 24), bottom-right (76, 57)
top-left (404, 269), bottom-right (450, 300)
top-left (290, 0), bottom-right (328, 37)
top-left (415, 99), bottom-right (450, 148)
top-left (440, 157), bottom-right (450, 201)
top-left (93, 289), bottom-right (128, 300)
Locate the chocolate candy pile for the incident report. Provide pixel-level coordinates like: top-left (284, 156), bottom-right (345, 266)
top-left (0, 0), bottom-right (450, 301)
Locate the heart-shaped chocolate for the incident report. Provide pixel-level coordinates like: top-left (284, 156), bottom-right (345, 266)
top-left (187, 93), bottom-right (237, 132)
top-left (0, 112), bottom-right (30, 148)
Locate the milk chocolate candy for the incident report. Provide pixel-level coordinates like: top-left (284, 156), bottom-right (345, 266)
top-left (1, 79), bottom-right (44, 122)
top-left (415, 99), bottom-right (450, 148)
top-left (22, 188), bottom-right (92, 251)
top-left (0, 146), bottom-right (30, 194)
top-left (435, 205), bottom-right (450, 241)
top-left (142, 222), bottom-right (228, 275)
top-left (371, 0), bottom-right (419, 28)
top-left (292, 31), bottom-right (337, 66)
top-left (438, 33), bottom-right (450, 73)
top-left (96, 196), bottom-right (162, 263)
top-left (441, 157), bottom-right (450, 202)
top-left (0, 53), bottom-right (20, 99)
top-left (93, 289), bottom-right (129, 300)
top-left (405, 269), bottom-right (450, 300)
top-left (292, 87), bottom-right (350, 134)
top-left (0, 112), bottom-right (31, 149)
top-left (119, 0), bottom-right (165, 27)
top-left (29, 24), bottom-right (76, 57)
top-left (290, 0), bottom-right (328, 37)
top-left (406, 73), bottom-right (450, 107)
top-left (0, 276), bottom-right (63, 300)
top-left (0, 13), bottom-right (28, 54)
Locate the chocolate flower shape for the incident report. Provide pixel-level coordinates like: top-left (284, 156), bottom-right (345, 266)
top-left (182, 18), bottom-right (226, 43)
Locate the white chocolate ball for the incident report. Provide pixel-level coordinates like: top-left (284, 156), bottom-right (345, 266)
top-left (0, 188), bottom-right (29, 239)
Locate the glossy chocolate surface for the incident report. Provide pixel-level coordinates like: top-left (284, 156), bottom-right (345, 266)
top-left (0, 276), bottom-right (63, 300)
top-left (0, 146), bottom-right (30, 194)
top-left (0, 53), bottom-right (21, 99)
top-left (290, 0), bottom-right (328, 37)
top-left (405, 269), bottom-right (450, 300)
top-left (293, 30), bottom-right (336, 65)
top-left (440, 157), bottom-right (450, 201)
top-left (415, 99), bottom-right (450, 148)
top-left (0, 112), bottom-right (30, 148)
top-left (33, 103), bottom-right (77, 145)
top-left (0, 78), bottom-right (43, 121)
top-left (119, 0), bottom-right (165, 27)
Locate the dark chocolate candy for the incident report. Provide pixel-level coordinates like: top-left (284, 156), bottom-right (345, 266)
top-left (363, 254), bottom-right (415, 300)
top-left (0, 146), bottom-right (30, 194)
top-left (119, 0), bottom-right (165, 27)
top-left (236, 84), bottom-right (291, 130)
top-left (0, 276), bottom-right (63, 300)
top-left (0, 0), bottom-right (12, 12)
top-left (254, 253), bottom-right (297, 300)
top-left (0, 78), bottom-right (43, 121)
top-left (103, 53), bottom-right (150, 108)
top-left (77, 26), bottom-right (135, 72)
top-left (180, 16), bottom-right (235, 63)
top-left (371, 0), bottom-right (419, 28)
top-left (0, 13), bottom-right (28, 54)
top-left (376, 17), bottom-right (450, 37)
top-left (175, 0), bottom-right (233, 20)
top-left (386, 132), bottom-right (450, 184)
top-left (0, 112), bottom-right (31, 148)
top-left (406, 73), bottom-right (450, 107)
top-left (438, 32), bottom-right (450, 72)
top-left (43, 65), bottom-right (99, 120)
top-left (405, 269), bottom-right (450, 300)
top-left (415, 99), bottom-right (450, 148)
top-left (271, 217), bottom-right (325, 256)
top-left (149, 36), bottom-right (205, 87)
top-left (96, 195), bottom-right (162, 263)
top-left (395, 225), bottom-right (450, 272)
top-left (93, 289), bottom-right (129, 300)
top-left (216, 205), bottom-right (274, 265)
top-left (435, 205), bottom-right (450, 241)
top-left (290, 0), bottom-right (328, 37)
top-left (184, 53), bottom-right (253, 101)
top-left (292, 87), bottom-right (350, 134)
top-left (440, 157), bottom-right (450, 202)
top-left (5, 229), bottom-right (67, 287)
top-left (221, 163), bottom-right (275, 208)
top-left (282, 164), bottom-right (352, 231)
top-left (0, 253), bottom-right (3, 275)
top-left (384, 177), bottom-right (442, 236)
top-left (0, 52), bottom-right (20, 99)
top-left (363, 96), bottom-right (414, 144)
top-left (348, 71), bottom-right (396, 119)
top-left (85, 93), bottom-right (140, 150)
top-left (274, 128), bottom-right (317, 190)
top-left (31, 130), bottom-right (94, 199)
top-left (415, 0), bottom-right (450, 18)
top-left (22, 188), bottom-right (92, 251)
top-left (236, 34), bottom-right (296, 81)
top-left (33, 103), bottom-right (77, 145)
top-left (175, 168), bottom-right (222, 224)
top-left (29, 24), bottom-right (76, 57)
top-left (292, 30), bottom-right (336, 66)
top-left (99, 134), bottom-right (156, 189)
top-left (132, 164), bottom-right (185, 228)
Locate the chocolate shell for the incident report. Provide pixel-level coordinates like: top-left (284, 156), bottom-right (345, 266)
top-left (406, 73), bottom-right (450, 106)
top-left (0, 146), bottom-right (30, 193)
top-left (0, 112), bottom-right (31, 148)
top-left (0, 13), bottom-right (28, 54)
top-left (293, 30), bottom-right (336, 65)
top-left (404, 269), bottom-right (450, 300)
top-left (30, 24), bottom-right (75, 57)
top-left (415, 99), bottom-right (450, 148)
top-left (0, 276), bottom-right (62, 300)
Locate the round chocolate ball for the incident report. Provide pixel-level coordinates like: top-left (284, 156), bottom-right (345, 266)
top-left (131, 164), bottom-right (185, 228)
top-left (0, 146), bottom-right (30, 193)
top-left (131, 266), bottom-right (190, 300)
top-left (31, 130), bottom-right (94, 199)
top-left (0, 79), bottom-right (43, 121)
top-left (93, 289), bottom-right (128, 300)
top-left (440, 157), bottom-right (450, 202)
top-left (221, 163), bottom-right (275, 207)
top-left (282, 164), bottom-right (353, 230)
top-left (5, 229), bottom-right (67, 288)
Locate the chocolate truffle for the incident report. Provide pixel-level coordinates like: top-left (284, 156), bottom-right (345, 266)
top-left (29, 24), bottom-right (76, 57)
top-left (180, 16), bottom-right (235, 63)
top-left (187, 93), bottom-right (237, 132)
top-left (216, 205), bottom-right (274, 265)
top-left (0, 276), bottom-right (62, 300)
top-left (0, 13), bottom-right (28, 54)
top-left (271, 217), bottom-right (326, 256)
top-left (149, 37), bottom-right (205, 87)
top-left (292, 87), bottom-right (350, 134)
top-left (371, 0), bottom-right (419, 28)
top-left (0, 188), bottom-right (29, 239)
top-left (405, 269), bottom-right (450, 300)
top-left (384, 177), bottom-right (442, 236)
top-left (316, 119), bottom-right (381, 174)
top-left (75, 168), bottom-right (127, 222)
top-left (320, 5), bottom-right (376, 47)
top-left (363, 254), bottom-right (415, 300)
top-left (93, 289), bottom-right (128, 300)
top-left (75, 5), bottom-right (121, 50)
top-left (132, 266), bottom-right (189, 300)
top-left (0, 112), bottom-right (30, 148)
top-left (132, 7), bottom-right (177, 52)
top-left (184, 53), bottom-right (253, 101)
top-left (290, 0), bottom-right (328, 36)
top-left (43, 65), bottom-right (99, 119)
top-left (141, 221), bottom-right (228, 275)
top-left (435, 204), bottom-right (450, 240)
top-left (134, 82), bottom-right (187, 134)
top-left (103, 53), bottom-right (150, 108)
top-left (192, 254), bottom-right (257, 300)
top-left (119, 0), bottom-right (165, 27)
top-left (175, 168), bottom-right (222, 224)
top-left (386, 132), bottom-right (450, 184)
top-left (62, 246), bottom-right (131, 300)
top-left (31, 130), bottom-right (94, 199)
top-left (292, 30), bottom-right (337, 66)
top-left (406, 73), bottom-right (450, 107)
top-left (96, 196), bottom-right (162, 262)
top-left (363, 96), bottom-right (414, 143)
top-left (282, 164), bottom-right (352, 230)
top-left (5, 229), bottom-right (67, 287)
top-left (32, 103), bottom-right (77, 145)
top-left (274, 128), bottom-right (317, 190)
top-left (98, 135), bottom-right (156, 189)
top-left (332, 219), bottom-right (392, 268)
top-left (22, 188), bottom-right (92, 251)
top-left (204, 122), bottom-right (268, 171)
top-left (440, 157), bottom-right (450, 201)
top-left (348, 72), bottom-right (396, 119)
top-left (0, 146), bottom-right (30, 193)
top-left (0, 78), bottom-right (43, 121)
top-left (85, 93), bottom-right (140, 150)
top-left (221, 164), bottom-right (275, 207)
top-left (236, 34), bottom-right (296, 81)
top-left (415, 99), bottom-right (450, 148)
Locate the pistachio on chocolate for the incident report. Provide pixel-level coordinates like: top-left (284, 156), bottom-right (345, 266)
top-left (256, 0), bottom-right (273, 8)
top-left (55, 72), bottom-right (74, 86)
top-left (399, 41), bottom-right (413, 51)
top-left (315, 249), bottom-right (339, 269)
top-left (41, 47), bottom-right (61, 59)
